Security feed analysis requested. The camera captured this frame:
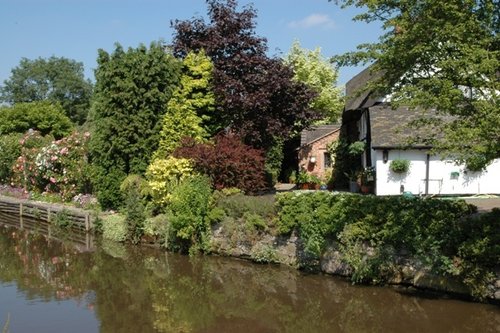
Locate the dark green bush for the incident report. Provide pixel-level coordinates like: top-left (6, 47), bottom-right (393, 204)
top-left (0, 133), bottom-right (22, 183)
top-left (120, 175), bottom-right (149, 244)
top-left (92, 166), bottom-right (127, 211)
top-left (89, 42), bottom-right (181, 210)
top-left (455, 208), bottom-right (500, 298)
top-left (275, 192), bottom-right (498, 298)
top-left (167, 174), bottom-right (213, 253)
top-left (264, 138), bottom-right (284, 185)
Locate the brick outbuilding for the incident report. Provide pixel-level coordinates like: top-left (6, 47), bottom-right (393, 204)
top-left (297, 125), bottom-right (340, 180)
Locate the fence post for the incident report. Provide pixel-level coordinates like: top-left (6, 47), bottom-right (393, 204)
top-left (19, 203), bottom-right (23, 229)
top-left (85, 213), bottom-right (90, 232)
top-left (47, 208), bottom-right (51, 223)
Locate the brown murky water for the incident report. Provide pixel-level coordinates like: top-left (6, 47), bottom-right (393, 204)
top-left (0, 216), bottom-right (499, 333)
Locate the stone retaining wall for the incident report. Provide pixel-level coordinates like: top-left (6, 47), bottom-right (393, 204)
top-left (209, 222), bottom-right (500, 302)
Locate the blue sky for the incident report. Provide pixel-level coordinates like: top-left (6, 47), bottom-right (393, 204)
top-left (0, 0), bottom-right (382, 86)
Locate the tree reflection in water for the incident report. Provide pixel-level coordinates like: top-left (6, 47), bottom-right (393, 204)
top-left (0, 225), bottom-right (498, 333)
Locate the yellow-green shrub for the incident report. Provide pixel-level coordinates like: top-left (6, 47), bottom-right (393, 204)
top-left (146, 157), bottom-right (194, 209)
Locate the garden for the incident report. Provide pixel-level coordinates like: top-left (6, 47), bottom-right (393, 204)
top-left (0, 0), bottom-right (498, 302)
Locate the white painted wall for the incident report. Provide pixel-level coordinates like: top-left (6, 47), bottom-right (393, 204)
top-left (375, 149), bottom-right (500, 195)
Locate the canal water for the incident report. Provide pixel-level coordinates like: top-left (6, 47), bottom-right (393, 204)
top-left (0, 220), bottom-right (499, 332)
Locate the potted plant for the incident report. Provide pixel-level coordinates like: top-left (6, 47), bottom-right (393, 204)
top-left (389, 159), bottom-right (410, 174)
top-left (344, 170), bottom-right (361, 193)
top-left (360, 166), bottom-right (375, 194)
top-left (297, 170), bottom-right (310, 189)
top-left (309, 174), bottom-right (322, 190)
top-left (323, 167), bottom-right (334, 190)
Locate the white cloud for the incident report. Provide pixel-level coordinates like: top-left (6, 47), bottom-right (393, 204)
top-left (288, 14), bottom-right (336, 30)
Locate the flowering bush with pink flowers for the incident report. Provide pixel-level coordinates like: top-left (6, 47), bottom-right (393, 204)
top-left (11, 130), bottom-right (92, 201)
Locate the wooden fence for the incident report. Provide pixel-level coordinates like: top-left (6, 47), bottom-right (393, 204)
top-left (0, 195), bottom-right (95, 250)
top-left (0, 195), bottom-right (94, 232)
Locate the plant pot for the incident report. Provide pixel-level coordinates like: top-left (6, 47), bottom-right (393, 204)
top-left (360, 184), bottom-right (372, 194)
top-left (309, 183), bottom-right (320, 190)
top-left (299, 183), bottom-right (309, 190)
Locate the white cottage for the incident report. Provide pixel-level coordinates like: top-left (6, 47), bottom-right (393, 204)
top-left (344, 67), bottom-right (500, 196)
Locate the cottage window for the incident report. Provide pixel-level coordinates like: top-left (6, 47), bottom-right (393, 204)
top-left (324, 152), bottom-right (332, 169)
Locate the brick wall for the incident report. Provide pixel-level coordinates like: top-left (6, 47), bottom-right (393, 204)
top-left (298, 131), bottom-right (340, 180)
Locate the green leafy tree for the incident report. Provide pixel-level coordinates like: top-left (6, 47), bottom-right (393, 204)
top-left (89, 42), bottom-right (182, 209)
top-left (284, 41), bottom-right (344, 124)
top-left (0, 101), bottom-right (73, 139)
top-left (332, 0), bottom-right (499, 169)
top-left (0, 56), bottom-right (93, 124)
top-left (155, 50), bottom-right (216, 159)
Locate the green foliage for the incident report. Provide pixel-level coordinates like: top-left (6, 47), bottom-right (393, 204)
top-left (51, 209), bottom-right (73, 229)
top-left (0, 133), bottom-right (22, 183)
top-left (332, 138), bottom-right (363, 188)
top-left (0, 56), bottom-right (93, 124)
top-left (244, 212), bottom-right (268, 232)
top-left (155, 51), bottom-right (215, 159)
top-left (348, 141), bottom-right (365, 156)
top-left (167, 175), bottom-right (213, 252)
top-left (209, 190), bottom-right (276, 253)
top-left (143, 214), bottom-right (170, 239)
top-left (213, 191), bottom-right (275, 222)
top-left (89, 42), bottom-right (181, 209)
top-left (296, 171), bottom-right (310, 185)
top-left (91, 166), bottom-right (127, 211)
top-left (102, 213), bottom-right (127, 242)
top-left (287, 169), bottom-right (297, 184)
top-left (146, 157), bottom-right (194, 210)
top-left (333, 0), bottom-right (499, 168)
top-left (309, 174), bottom-right (322, 185)
top-left (284, 40), bottom-right (344, 123)
top-left (0, 102), bottom-right (73, 139)
top-left (264, 138), bottom-right (284, 185)
top-left (251, 245), bottom-right (279, 264)
top-left (455, 208), bottom-right (500, 299)
top-left (120, 174), bottom-right (150, 199)
top-left (120, 175), bottom-right (149, 244)
top-left (389, 159), bottom-right (410, 174)
top-left (274, 192), bottom-right (498, 297)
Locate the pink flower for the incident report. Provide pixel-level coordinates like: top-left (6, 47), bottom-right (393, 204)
top-left (51, 156), bottom-right (58, 161)
top-left (60, 147), bottom-right (69, 155)
top-left (50, 177), bottom-right (57, 183)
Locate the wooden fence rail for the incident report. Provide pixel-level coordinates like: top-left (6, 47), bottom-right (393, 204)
top-left (0, 195), bottom-right (94, 233)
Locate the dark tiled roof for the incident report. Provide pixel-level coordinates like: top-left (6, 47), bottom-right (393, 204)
top-left (369, 104), bottom-right (448, 149)
top-left (300, 125), bottom-right (341, 146)
top-left (345, 66), bottom-right (383, 111)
